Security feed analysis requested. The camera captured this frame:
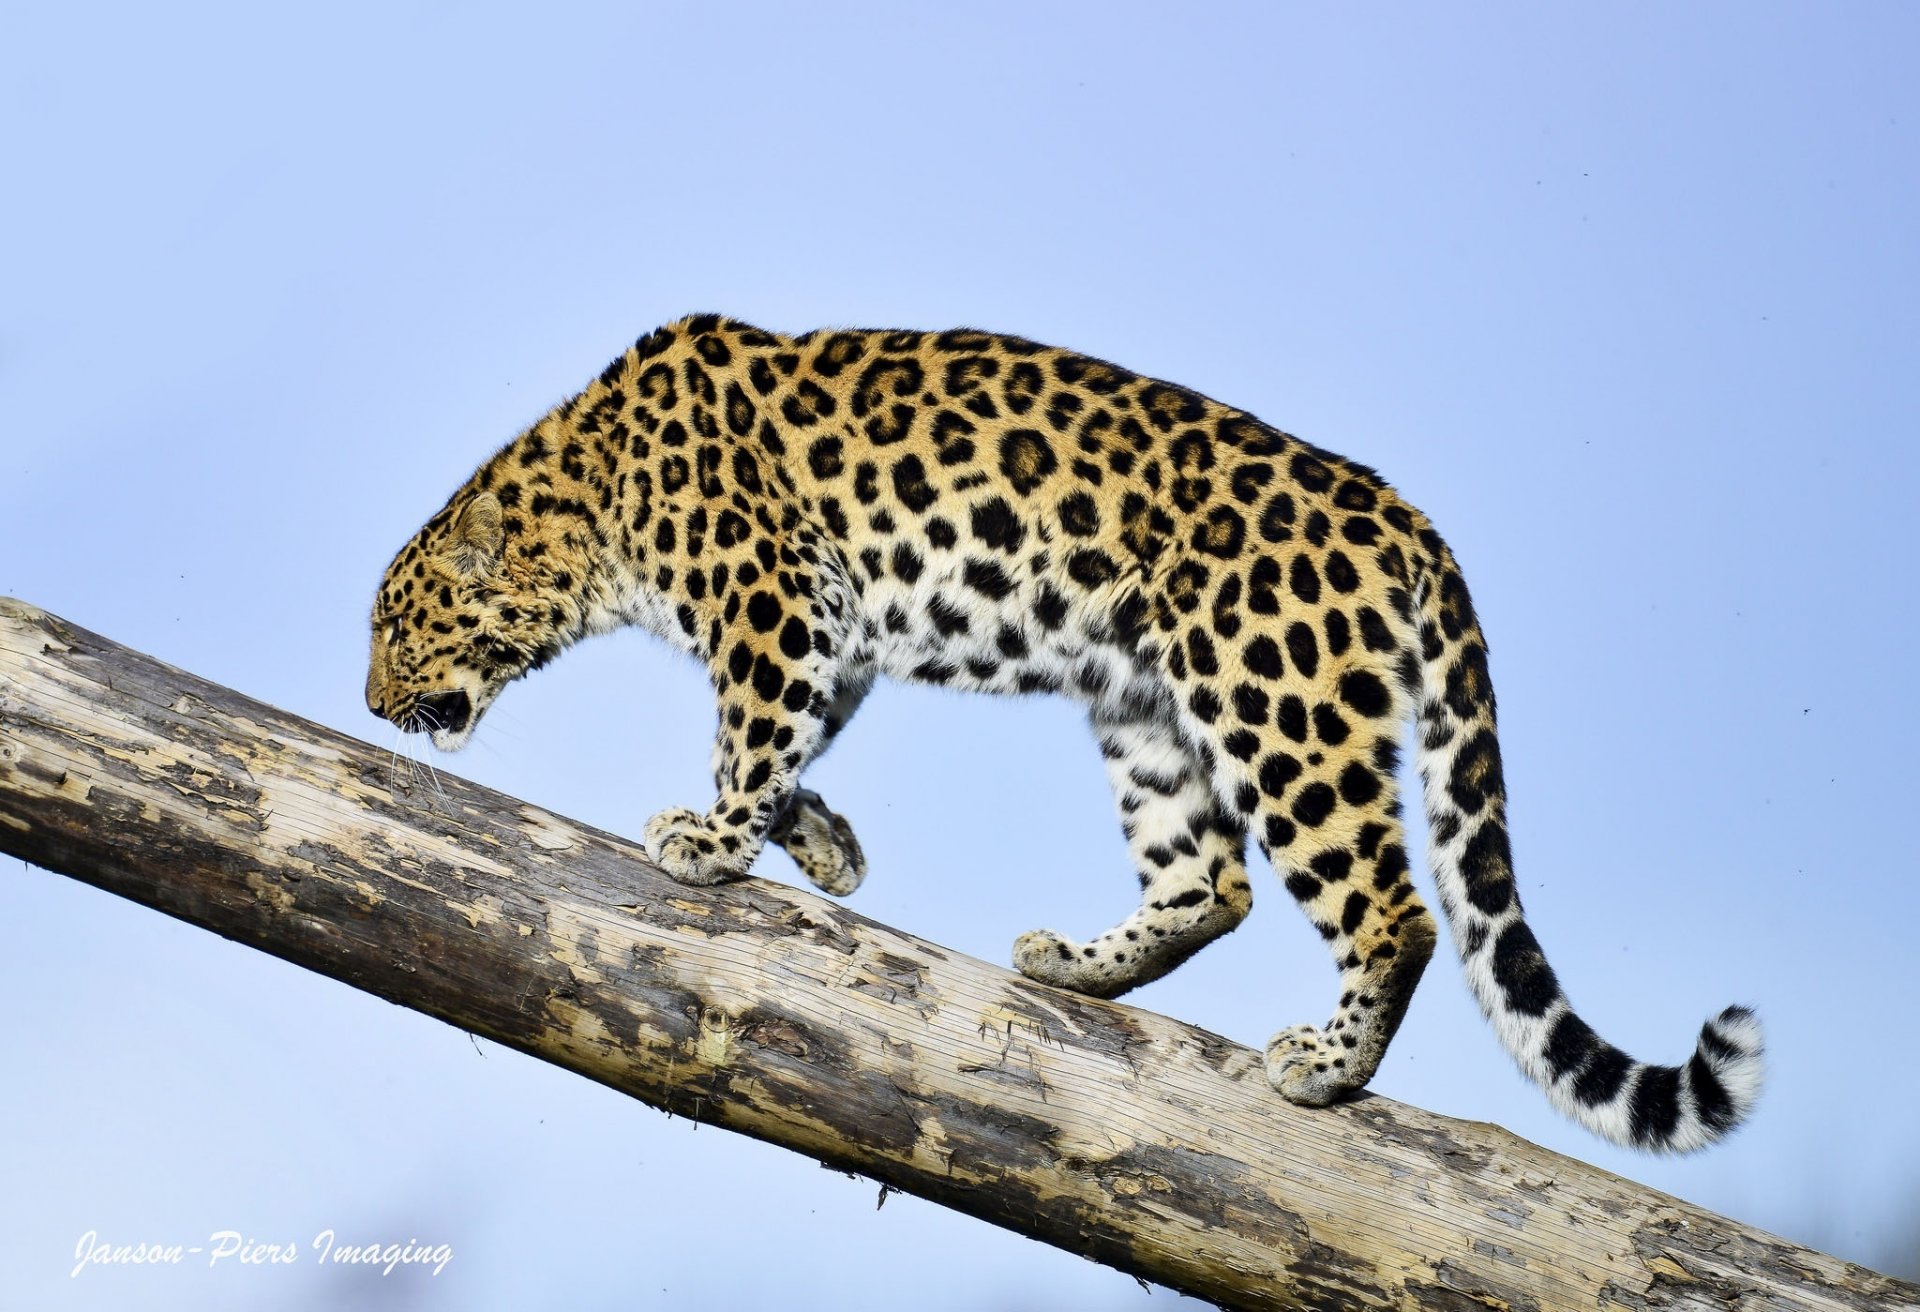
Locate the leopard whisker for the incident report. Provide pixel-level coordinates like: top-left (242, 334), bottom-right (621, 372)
top-left (409, 706), bottom-right (451, 801)
top-left (387, 728), bottom-right (407, 798)
top-left (420, 745), bottom-right (448, 801)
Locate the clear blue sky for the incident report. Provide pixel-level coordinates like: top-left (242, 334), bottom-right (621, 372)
top-left (5, 4), bottom-right (1918, 1307)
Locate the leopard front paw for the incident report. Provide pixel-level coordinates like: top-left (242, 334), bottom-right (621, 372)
top-left (769, 789), bottom-right (866, 897)
top-left (643, 807), bottom-right (749, 886)
top-left (1264, 1023), bottom-right (1354, 1106)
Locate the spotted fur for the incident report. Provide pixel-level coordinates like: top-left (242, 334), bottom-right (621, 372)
top-left (367, 315), bottom-right (1762, 1151)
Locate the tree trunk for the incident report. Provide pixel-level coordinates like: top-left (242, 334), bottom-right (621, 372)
top-left (0, 596), bottom-right (1909, 1311)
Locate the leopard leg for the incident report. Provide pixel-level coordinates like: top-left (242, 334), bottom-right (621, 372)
top-left (1014, 695), bottom-right (1251, 999)
top-left (765, 665), bottom-right (872, 896)
top-left (1191, 676), bottom-right (1438, 1106)
top-left (643, 553), bottom-right (857, 886)
top-left (767, 789), bottom-right (866, 896)
top-left (1254, 786), bottom-right (1436, 1106)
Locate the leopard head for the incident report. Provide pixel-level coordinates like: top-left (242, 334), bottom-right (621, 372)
top-left (366, 489), bottom-right (573, 751)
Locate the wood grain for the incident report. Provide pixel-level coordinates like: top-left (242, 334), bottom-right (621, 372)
top-left (0, 596), bottom-right (1909, 1311)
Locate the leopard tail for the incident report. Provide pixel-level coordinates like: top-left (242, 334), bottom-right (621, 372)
top-left (1410, 543), bottom-right (1763, 1152)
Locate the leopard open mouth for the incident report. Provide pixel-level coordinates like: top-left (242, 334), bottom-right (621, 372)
top-left (403, 689), bottom-right (472, 737)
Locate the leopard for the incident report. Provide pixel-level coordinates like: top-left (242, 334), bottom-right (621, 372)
top-left (366, 314), bottom-right (1763, 1152)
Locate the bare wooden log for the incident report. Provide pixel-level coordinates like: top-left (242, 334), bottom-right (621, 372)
top-left (0, 595), bottom-right (1908, 1311)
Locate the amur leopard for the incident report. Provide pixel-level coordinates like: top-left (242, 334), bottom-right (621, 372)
top-left (366, 315), bottom-right (1762, 1152)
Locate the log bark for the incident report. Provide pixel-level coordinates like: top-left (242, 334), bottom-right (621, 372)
top-left (0, 595), bottom-right (1908, 1311)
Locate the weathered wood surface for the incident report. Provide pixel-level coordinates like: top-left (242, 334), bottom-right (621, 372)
top-left (0, 596), bottom-right (1909, 1312)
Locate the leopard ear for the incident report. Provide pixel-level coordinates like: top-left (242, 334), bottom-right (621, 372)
top-left (446, 492), bottom-right (505, 576)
